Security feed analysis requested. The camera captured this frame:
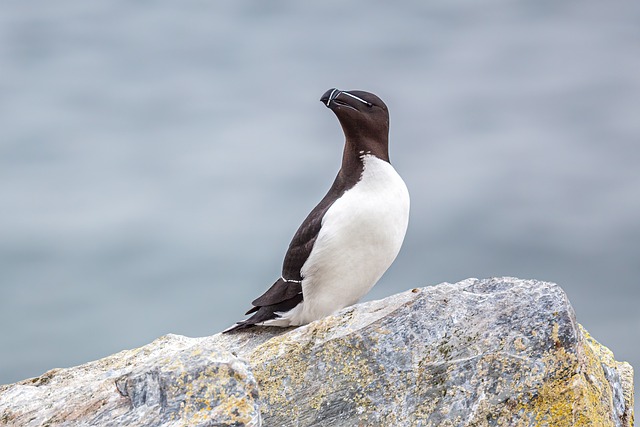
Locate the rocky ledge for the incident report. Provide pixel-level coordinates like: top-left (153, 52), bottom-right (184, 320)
top-left (0, 277), bottom-right (634, 426)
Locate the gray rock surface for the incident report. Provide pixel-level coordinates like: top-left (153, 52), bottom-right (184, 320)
top-left (0, 335), bottom-right (261, 426)
top-left (0, 277), bottom-right (634, 426)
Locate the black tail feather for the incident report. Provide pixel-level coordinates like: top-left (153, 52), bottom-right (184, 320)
top-left (223, 292), bottom-right (303, 334)
top-left (245, 306), bottom-right (259, 315)
top-left (223, 321), bottom-right (257, 334)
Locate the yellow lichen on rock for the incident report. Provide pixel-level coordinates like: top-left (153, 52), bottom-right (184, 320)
top-left (582, 327), bottom-right (634, 427)
top-left (513, 324), bottom-right (631, 427)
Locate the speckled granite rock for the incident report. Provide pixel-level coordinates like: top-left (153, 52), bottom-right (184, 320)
top-left (0, 278), bottom-right (634, 427)
top-left (0, 335), bottom-right (261, 426)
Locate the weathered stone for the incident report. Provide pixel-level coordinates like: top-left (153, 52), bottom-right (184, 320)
top-left (0, 277), bottom-right (634, 426)
top-left (0, 335), bottom-right (261, 426)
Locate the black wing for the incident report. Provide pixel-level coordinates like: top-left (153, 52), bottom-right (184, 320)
top-left (223, 203), bottom-right (327, 334)
top-left (224, 170), bottom-right (361, 333)
top-left (281, 199), bottom-right (333, 280)
top-left (282, 165), bottom-right (363, 280)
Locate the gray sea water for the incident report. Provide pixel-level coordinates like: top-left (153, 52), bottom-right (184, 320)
top-left (1, 0), bottom-right (638, 404)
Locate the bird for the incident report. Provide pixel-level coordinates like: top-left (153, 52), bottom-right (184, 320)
top-left (224, 88), bottom-right (410, 333)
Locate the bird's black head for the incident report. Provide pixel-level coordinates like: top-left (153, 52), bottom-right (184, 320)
top-left (320, 88), bottom-right (390, 162)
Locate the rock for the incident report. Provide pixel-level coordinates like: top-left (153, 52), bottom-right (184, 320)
top-left (0, 335), bottom-right (262, 426)
top-left (0, 277), bottom-right (634, 426)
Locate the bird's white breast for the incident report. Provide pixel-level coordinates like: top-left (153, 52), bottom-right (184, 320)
top-left (282, 154), bottom-right (410, 325)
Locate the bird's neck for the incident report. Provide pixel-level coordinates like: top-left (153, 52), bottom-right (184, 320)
top-left (342, 137), bottom-right (389, 171)
top-left (332, 137), bottom-right (389, 189)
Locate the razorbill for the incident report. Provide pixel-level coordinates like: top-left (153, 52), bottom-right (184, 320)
top-left (224, 88), bottom-right (410, 333)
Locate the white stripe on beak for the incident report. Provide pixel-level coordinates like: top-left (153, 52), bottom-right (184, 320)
top-left (340, 91), bottom-right (373, 107)
top-left (326, 88), bottom-right (340, 107)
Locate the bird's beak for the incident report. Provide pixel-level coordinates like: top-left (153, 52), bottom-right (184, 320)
top-left (320, 88), bottom-right (341, 107)
top-left (320, 88), bottom-right (373, 109)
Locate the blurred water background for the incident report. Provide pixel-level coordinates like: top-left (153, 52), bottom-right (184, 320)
top-left (1, 0), bottom-right (638, 404)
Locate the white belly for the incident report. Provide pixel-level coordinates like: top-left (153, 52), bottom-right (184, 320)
top-left (277, 155), bottom-right (410, 326)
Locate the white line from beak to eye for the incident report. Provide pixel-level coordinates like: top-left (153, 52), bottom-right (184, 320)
top-left (340, 91), bottom-right (372, 107)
